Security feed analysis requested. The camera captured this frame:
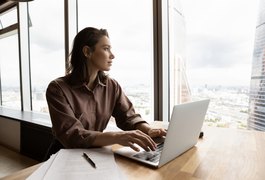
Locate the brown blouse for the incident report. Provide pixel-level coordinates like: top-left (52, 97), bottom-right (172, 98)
top-left (46, 75), bottom-right (146, 148)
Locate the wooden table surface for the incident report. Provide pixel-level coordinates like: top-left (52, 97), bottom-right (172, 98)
top-left (2, 126), bottom-right (265, 180)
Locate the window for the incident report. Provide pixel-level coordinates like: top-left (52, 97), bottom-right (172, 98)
top-left (181, 0), bottom-right (258, 129)
top-left (0, 34), bottom-right (21, 109)
top-left (0, 6), bottom-right (21, 110)
top-left (29, 0), bottom-right (65, 113)
top-left (0, 7), bottom-right (17, 29)
top-left (0, 1), bottom-right (176, 125)
top-left (78, 0), bottom-right (154, 121)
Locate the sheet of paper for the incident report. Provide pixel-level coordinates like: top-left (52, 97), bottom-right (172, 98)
top-left (27, 147), bottom-right (126, 180)
top-left (26, 153), bottom-right (57, 180)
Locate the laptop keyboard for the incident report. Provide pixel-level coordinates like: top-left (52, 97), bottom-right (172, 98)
top-left (133, 142), bottom-right (164, 163)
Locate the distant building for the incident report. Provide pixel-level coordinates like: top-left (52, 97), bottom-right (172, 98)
top-left (248, 0), bottom-right (265, 131)
top-left (169, 0), bottom-right (191, 110)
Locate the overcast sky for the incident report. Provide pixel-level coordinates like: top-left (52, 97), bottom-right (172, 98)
top-left (1, 0), bottom-right (259, 89)
top-left (180, 0), bottom-right (259, 87)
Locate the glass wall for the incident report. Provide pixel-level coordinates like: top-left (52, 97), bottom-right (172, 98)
top-left (0, 34), bottom-right (21, 109)
top-left (28, 0), bottom-right (65, 113)
top-left (78, 0), bottom-right (154, 121)
top-left (181, 0), bottom-right (257, 129)
top-left (0, 1), bottom-right (183, 124)
top-left (0, 5), bottom-right (21, 110)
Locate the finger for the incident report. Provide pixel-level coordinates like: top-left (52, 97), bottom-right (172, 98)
top-left (137, 130), bottom-right (157, 148)
top-left (131, 138), bottom-right (151, 152)
top-left (148, 129), bottom-right (161, 138)
top-left (136, 130), bottom-right (157, 146)
top-left (128, 142), bottom-right (140, 152)
top-left (148, 129), bottom-right (160, 137)
top-left (132, 131), bottom-right (156, 151)
top-left (160, 128), bottom-right (167, 136)
top-left (149, 128), bottom-right (167, 138)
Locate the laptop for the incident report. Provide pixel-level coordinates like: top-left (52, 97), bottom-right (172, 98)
top-left (114, 99), bottom-right (210, 168)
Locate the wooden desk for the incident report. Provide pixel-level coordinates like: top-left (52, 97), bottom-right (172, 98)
top-left (2, 126), bottom-right (265, 180)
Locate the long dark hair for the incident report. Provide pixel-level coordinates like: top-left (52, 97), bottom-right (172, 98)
top-left (67, 27), bottom-right (109, 85)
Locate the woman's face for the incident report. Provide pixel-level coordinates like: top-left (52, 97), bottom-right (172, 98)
top-left (88, 36), bottom-right (115, 72)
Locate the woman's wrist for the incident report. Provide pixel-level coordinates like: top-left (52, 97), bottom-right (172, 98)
top-left (92, 131), bottom-right (118, 147)
top-left (134, 122), bottom-right (152, 135)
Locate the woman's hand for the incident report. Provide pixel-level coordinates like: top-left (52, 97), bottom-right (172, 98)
top-left (115, 130), bottom-right (157, 152)
top-left (92, 130), bottom-right (157, 152)
top-left (92, 123), bottom-right (167, 152)
top-left (147, 128), bottom-right (167, 138)
top-left (115, 128), bottom-right (167, 151)
top-left (135, 122), bottom-right (167, 138)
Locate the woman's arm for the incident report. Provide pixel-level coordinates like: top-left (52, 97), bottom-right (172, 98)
top-left (92, 130), bottom-right (157, 151)
top-left (46, 80), bottom-right (100, 148)
top-left (91, 122), bottom-right (167, 152)
top-left (109, 80), bottom-right (166, 151)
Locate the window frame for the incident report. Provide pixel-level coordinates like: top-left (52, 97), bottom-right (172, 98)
top-left (17, 2), bottom-right (32, 111)
top-left (154, 0), bottom-right (170, 122)
top-left (0, 0), bottom-right (173, 123)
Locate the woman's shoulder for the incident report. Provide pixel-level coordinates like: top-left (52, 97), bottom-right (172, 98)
top-left (47, 76), bottom-right (71, 90)
top-left (105, 76), bottom-right (121, 87)
top-left (48, 76), bottom-right (66, 85)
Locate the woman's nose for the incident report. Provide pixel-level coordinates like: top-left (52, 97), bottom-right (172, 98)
top-left (110, 52), bottom-right (115, 59)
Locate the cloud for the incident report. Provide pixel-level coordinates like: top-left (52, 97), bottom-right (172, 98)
top-left (28, 0), bottom-right (64, 53)
top-left (186, 34), bottom-right (254, 69)
top-left (182, 0), bottom-right (258, 73)
top-left (30, 32), bottom-right (64, 53)
top-left (186, 65), bottom-right (252, 87)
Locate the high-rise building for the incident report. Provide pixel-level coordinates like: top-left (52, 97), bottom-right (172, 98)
top-left (248, 0), bottom-right (265, 131)
top-left (169, 0), bottom-right (191, 111)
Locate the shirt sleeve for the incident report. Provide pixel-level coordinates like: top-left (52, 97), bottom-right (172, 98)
top-left (111, 79), bottom-right (147, 130)
top-left (46, 80), bottom-right (100, 148)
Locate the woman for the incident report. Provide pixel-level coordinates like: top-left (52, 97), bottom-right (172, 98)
top-left (46, 27), bottom-right (166, 156)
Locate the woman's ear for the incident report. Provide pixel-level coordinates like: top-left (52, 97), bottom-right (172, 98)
top-left (82, 46), bottom-right (91, 58)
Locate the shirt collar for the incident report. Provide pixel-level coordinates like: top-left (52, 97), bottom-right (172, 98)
top-left (72, 75), bottom-right (106, 89)
top-left (97, 76), bottom-right (106, 87)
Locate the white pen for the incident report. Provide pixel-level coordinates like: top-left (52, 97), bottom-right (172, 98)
top-left (83, 152), bottom-right (96, 168)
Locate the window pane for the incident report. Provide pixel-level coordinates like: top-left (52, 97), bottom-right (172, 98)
top-left (0, 34), bottom-right (21, 109)
top-left (78, 0), bottom-right (154, 122)
top-left (182, 0), bottom-right (257, 129)
top-left (169, 0), bottom-right (191, 113)
top-left (29, 1), bottom-right (65, 113)
top-left (0, 7), bottom-right (17, 29)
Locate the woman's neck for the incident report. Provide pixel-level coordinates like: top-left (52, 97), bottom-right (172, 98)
top-left (87, 71), bottom-right (98, 90)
